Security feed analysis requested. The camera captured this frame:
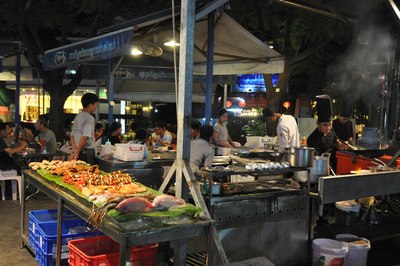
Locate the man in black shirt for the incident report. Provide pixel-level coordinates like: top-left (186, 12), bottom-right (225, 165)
top-left (307, 95), bottom-right (347, 172)
top-left (332, 112), bottom-right (354, 145)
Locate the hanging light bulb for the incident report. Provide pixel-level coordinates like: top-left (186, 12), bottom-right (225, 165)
top-left (164, 40), bottom-right (180, 47)
top-left (131, 46), bottom-right (143, 56)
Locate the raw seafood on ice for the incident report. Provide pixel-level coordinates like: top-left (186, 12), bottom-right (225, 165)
top-left (152, 195), bottom-right (186, 210)
top-left (115, 197), bottom-right (152, 213)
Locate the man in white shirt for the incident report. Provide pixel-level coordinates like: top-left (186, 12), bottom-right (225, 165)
top-left (262, 107), bottom-right (300, 161)
top-left (190, 125), bottom-right (214, 171)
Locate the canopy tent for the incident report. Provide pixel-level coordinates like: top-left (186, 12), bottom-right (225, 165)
top-left (0, 55), bottom-right (33, 81)
top-left (127, 11), bottom-right (284, 76)
top-left (43, 12), bottom-right (284, 75)
top-left (43, 9), bottom-right (285, 108)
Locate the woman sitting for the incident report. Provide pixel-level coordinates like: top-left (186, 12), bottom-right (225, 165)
top-left (108, 122), bottom-right (123, 145)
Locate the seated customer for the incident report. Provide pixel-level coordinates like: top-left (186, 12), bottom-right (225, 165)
top-left (190, 125), bottom-right (214, 171)
top-left (153, 121), bottom-right (172, 146)
top-left (0, 122), bottom-right (27, 172)
top-left (131, 128), bottom-right (149, 144)
top-left (108, 122), bottom-right (123, 145)
top-left (129, 128), bottom-right (149, 158)
top-left (35, 117), bottom-right (57, 153)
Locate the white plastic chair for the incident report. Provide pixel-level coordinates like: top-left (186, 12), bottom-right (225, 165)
top-left (0, 170), bottom-right (22, 205)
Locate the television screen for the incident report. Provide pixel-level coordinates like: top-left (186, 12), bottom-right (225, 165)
top-left (232, 74), bottom-right (278, 93)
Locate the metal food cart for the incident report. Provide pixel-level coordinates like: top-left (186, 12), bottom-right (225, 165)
top-left (196, 164), bottom-right (311, 265)
top-left (20, 170), bottom-right (212, 266)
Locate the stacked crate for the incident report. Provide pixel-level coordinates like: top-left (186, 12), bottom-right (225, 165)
top-left (28, 209), bottom-right (100, 266)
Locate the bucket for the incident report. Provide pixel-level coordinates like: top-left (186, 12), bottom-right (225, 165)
top-left (336, 234), bottom-right (370, 266)
top-left (312, 238), bottom-right (348, 266)
top-left (335, 201), bottom-right (361, 227)
top-left (310, 153), bottom-right (330, 183)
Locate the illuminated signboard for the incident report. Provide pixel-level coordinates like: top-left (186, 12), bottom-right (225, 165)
top-left (232, 74), bottom-right (279, 93)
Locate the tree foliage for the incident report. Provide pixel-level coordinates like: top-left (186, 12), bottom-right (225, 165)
top-left (0, 0), bottom-right (169, 141)
top-left (228, 0), bottom-right (353, 110)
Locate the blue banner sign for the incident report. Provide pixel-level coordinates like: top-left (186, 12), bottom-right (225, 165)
top-left (114, 67), bottom-right (236, 84)
top-left (43, 27), bottom-right (133, 70)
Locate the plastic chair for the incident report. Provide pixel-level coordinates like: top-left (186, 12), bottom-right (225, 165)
top-left (56, 142), bottom-right (62, 150)
top-left (0, 170), bottom-right (22, 205)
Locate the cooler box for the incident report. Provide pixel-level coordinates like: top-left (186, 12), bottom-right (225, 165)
top-left (245, 136), bottom-right (277, 149)
top-left (68, 235), bottom-right (158, 266)
top-left (114, 143), bottom-right (145, 161)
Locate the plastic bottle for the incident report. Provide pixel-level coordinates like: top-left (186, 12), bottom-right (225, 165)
top-left (104, 139), bottom-right (112, 158)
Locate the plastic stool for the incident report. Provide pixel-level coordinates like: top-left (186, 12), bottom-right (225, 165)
top-left (0, 170), bottom-right (22, 205)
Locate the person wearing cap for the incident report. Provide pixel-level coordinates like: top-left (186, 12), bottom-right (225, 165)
top-left (307, 95), bottom-right (347, 172)
top-left (262, 107), bottom-right (300, 161)
top-left (332, 111), bottom-right (354, 145)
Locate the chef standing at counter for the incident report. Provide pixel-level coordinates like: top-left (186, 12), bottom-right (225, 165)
top-left (307, 95), bottom-right (347, 172)
top-left (213, 108), bottom-right (236, 148)
top-left (332, 109), bottom-right (354, 145)
top-left (262, 107), bottom-right (300, 162)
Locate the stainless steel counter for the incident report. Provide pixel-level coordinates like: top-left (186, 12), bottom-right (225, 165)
top-left (196, 167), bottom-right (310, 266)
top-left (319, 170), bottom-right (400, 204)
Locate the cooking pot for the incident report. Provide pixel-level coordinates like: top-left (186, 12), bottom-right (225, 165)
top-left (310, 153), bottom-right (331, 183)
top-left (285, 147), bottom-right (315, 167)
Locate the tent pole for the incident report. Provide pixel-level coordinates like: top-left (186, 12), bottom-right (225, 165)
top-left (95, 80), bottom-right (100, 122)
top-left (223, 84), bottom-right (228, 108)
top-left (158, 0), bottom-right (229, 263)
top-left (173, 0), bottom-right (197, 200)
top-left (205, 11), bottom-right (215, 125)
top-left (108, 59), bottom-right (114, 124)
top-left (14, 50), bottom-right (21, 143)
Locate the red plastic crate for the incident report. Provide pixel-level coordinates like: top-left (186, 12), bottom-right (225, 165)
top-left (68, 236), bottom-right (157, 266)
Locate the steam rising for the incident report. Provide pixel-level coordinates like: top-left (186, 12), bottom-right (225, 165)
top-left (327, 21), bottom-right (393, 126)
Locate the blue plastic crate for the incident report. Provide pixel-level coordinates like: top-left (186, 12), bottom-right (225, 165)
top-left (29, 231), bottom-right (36, 251)
top-left (29, 209), bottom-right (78, 236)
top-left (35, 247), bottom-right (68, 266)
top-left (36, 219), bottom-right (98, 256)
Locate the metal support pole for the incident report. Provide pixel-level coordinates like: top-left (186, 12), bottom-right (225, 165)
top-left (223, 84), bottom-right (228, 108)
top-left (205, 12), bottom-right (215, 125)
top-left (95, 80), bottom-right (100, 122)
top-left (174, 0), bottom-right (196, 199)
top-left (108, 58), bottom-right (114, 124)
top-left (14, 51), bottom-right (21, 143)
top-left (20, 173), bottom-right (26, 248)
top-left (56, 198), bottom-right (64, 266)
